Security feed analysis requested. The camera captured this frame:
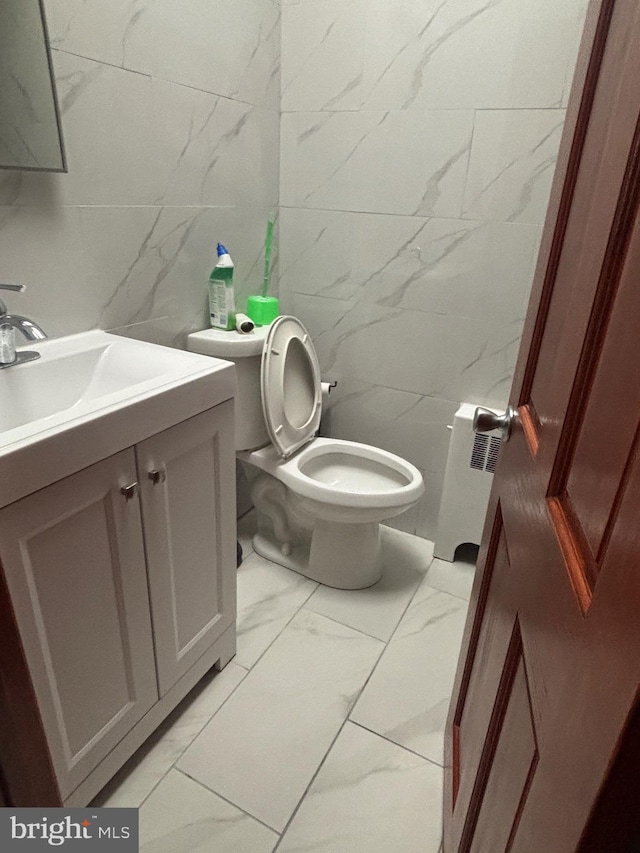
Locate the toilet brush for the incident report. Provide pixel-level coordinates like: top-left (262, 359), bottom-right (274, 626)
top-left (247, 217), bottom-right (279, 326)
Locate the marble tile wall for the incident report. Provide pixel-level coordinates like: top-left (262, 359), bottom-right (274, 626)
top-left (278, 0), bottom-right (588, 538)
top-left (0, 0), bottom-right (281, 347)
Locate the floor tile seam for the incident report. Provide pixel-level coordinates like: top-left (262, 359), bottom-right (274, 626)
top-left (352, 560), bottom-right (436, 691)
top-left (347, 719), bottom-right (446, 770)
top-left (238, 580), bottom-right (320, 671)
top-left (271, 623), bottom-right (392, 848)
top-left (174, 767), bottom-right (282, 837)
top-left (185, 608), bottom-right (388, 843)
top-left (133, 664), bottom-right (251, 810)
top-left (302, 561), bottom-right (431, 643)
top-left (375, 566), bottom-right (434, 637)
top-left (300, 601), bottom-right (392, 644)
top-left (271, 715), bottom-right (353, 852)
top-left (340, 563), bottom-right (459, 742)
top-left (308, 610), bottom-right (389, 649)
top-left (238, 606), bottom-right (386, 705)
top-left (421, 578), bottom-right (472, 603)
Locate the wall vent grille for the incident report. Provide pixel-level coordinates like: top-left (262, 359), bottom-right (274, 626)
top-left (486, 436), bottom-right (502, 473)
top-left (470, 434), bottom-right (489, 470)
top-left (470, 433), bottom-right (502, 472)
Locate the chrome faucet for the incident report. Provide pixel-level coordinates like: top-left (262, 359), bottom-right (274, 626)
top-left (0, 284), bottom-right (47, 368)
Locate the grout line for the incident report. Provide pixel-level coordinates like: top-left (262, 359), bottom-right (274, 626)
top-left (51, 47), bottom-right (153, 80)
top-left (377, 559), bottom-right (433, 646)
top-left (300, 548), bottom-right (434, 643)
top-left (277, 203), bottom-right (543, 226)
top-left (272, 554), bottom-right (460, 848)
top-left (131, 664), bottom-right (251, 810)
top-left (52, 48), bottom-right (279, 112)
top-left (300, 603), bottom-right (389, 643)
top-left (274, 642), bottom-right (390, 850)
top-left (273, 717), bottom-right (350, 851)
top-left (280, 106), bottom-right (566, 115)
top-left (277, 203), bottom-right (542, 227)
top-left (284, 286), bottom-right (529, 334)
top-left (347, 719), bottom-right (446, 769)
top-left (175, 768), bottom-right (282, 835)
top-left (0, 204), bottom-right (274, 211)
top-left (421, 578), bottom-right (473, 604)
top-left (236, 579), bottom-right (320, 671)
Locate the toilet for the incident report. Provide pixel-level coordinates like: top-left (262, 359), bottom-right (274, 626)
top-left (188, 316), bottom-right (424, 589)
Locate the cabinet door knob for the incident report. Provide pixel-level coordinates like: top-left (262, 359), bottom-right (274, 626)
top-left (148, 468), bottom-right (167, 485)
top-left (120, 482), bottom-right (138, 500)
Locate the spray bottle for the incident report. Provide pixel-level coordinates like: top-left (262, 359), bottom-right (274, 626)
top-left (208, 243), bottom-right (236, 330)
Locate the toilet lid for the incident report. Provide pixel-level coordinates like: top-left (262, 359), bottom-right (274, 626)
top-left (261, 316), bottom-right (322, 459)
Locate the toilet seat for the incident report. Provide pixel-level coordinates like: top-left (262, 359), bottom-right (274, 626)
top-left (261, 316), bottom-right (322, 459)
top-left (243, 437), bottom-right (424, 511)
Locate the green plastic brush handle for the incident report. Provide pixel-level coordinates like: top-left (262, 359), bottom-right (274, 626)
top-left (262, 217), bottom-right (275, 298)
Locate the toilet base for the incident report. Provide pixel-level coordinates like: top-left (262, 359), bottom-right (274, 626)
top-left (253, 519), bottom-right (383, 590)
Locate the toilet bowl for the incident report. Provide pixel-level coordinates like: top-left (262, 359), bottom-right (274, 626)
top-left (188, 316), bottom-right (424, 589)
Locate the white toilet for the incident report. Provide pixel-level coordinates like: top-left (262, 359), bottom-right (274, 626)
top-left (188, 316), bottom-right (424, 589)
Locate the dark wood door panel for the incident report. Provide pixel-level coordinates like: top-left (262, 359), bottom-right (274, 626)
top-left (564, 202), bottom-right (640, 565)
top-left (453, 523), bottom-right (513, 821)
top-left (445, 2), bottom-right (640, 848)
top-left (470, 655), bottom-right (537, 853)
top-left (526, 0), bottom-right (640, 438)
top-left (543, 158), bottom-right (640, 607)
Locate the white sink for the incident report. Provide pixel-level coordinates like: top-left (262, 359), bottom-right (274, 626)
top-left (0, 330), bottom-right (235, 508)
top-left (0, 332), bottom-right (219, 436)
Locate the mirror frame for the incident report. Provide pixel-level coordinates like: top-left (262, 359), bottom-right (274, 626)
top-left (0, 0), bottom-right (67, 173)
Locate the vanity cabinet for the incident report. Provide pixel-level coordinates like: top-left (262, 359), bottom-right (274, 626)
top-left (137, 406), bottom-right (236, 696)
top-left (0, 402), bottom-right (236, 803)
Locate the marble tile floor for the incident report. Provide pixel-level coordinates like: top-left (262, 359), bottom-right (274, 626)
top-left (94, 511), bottom-right (475, 852)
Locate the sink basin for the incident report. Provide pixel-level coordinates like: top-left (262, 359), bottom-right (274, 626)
top-left (0, 330), bottom-right (235, 508)
top-left (0, 332), bottom-right (219, 435)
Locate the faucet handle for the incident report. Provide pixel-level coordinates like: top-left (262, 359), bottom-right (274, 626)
top-left (0, 283), bottom-right (25, 293)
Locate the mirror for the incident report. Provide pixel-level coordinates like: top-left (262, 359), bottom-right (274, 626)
top-left (0, 0), bottom-right (66, 172)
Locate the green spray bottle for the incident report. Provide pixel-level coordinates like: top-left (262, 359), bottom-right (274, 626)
top-left (208, 243), bottom-right (236, 330)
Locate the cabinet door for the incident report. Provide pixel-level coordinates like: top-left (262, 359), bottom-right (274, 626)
top-left (0, 450), bottom-right (158, 799)
top-left (137, 403), bottom-right (236, 695)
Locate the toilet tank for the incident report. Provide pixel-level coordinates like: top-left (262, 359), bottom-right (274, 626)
top-left (187, 327), bottom-right (271, 450)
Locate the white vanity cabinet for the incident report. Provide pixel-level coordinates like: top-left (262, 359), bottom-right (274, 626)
top-left (137, 404), bottom-right (236, 696)
top-left (0, 401), bottom-right (236, 803)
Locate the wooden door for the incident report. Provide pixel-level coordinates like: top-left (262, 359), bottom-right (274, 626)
top-left (444, 1), bottom-right (640, 850)
top-left (137, 403), bottom-right (236, 696)
top-left (0, 450), bottom-right (158, 800)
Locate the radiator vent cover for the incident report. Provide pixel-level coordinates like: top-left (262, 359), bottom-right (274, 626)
top-left (435, 403), bottom-right (503, 562)
top-left (470, 433), bottom-right (502, 473)
top-left (486, 436), bottom-right (502, 473)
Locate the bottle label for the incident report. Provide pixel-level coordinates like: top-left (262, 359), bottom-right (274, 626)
top-left (209, 277), bottom-right (235, 329)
